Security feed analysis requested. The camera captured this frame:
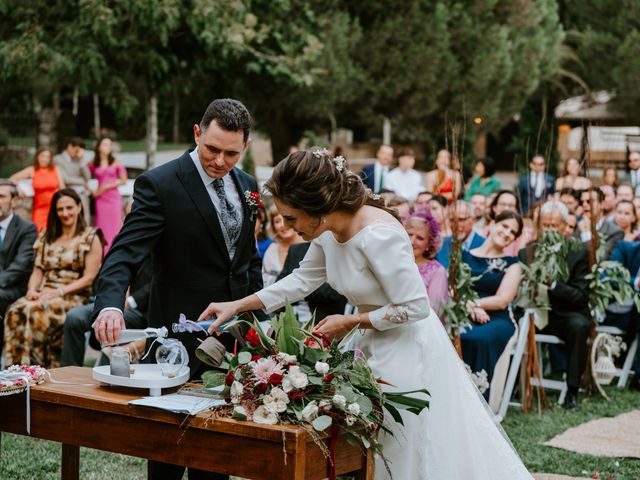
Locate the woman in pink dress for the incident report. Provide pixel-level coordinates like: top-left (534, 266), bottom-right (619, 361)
top-left (404, 208), bottom-right (449, 317)
top-left (89, 138), bottom-right (127, 250)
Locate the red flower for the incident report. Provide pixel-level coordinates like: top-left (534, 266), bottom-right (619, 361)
top-left (269, 373), bottom-right (283, 384)
top-left (287, 389), bottom-right (305, 401)
top-left (254, 382), bottom-right (268, 394)
top-left (246, 328), bottom-right (260, 348)
top-left (251, 354), bottom-right (263, 362)
top-left (323, 374), bottom-right (334, 383)
top-left (225, 372), bottom-right (235, 386)
top-left (304, 337), bottom-right (321, 349)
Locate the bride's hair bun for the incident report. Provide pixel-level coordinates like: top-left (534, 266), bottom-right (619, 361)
top-left (264, 148), bottom-right (366, 216)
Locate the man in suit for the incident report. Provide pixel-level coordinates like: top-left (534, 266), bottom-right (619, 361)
top-left (518, 154), bottom-right (554, 214)
top-left (61, 257), bottom-right (152, 367)
top-left (92, 99), bottom-right (262, 480)
top-left (0, 180), bottom-right (37, 346)
top-left (576, 187), bottom-right (624, 259)
top-left (437, 200), bottom-right (485, 269)
top-left (359, 144), bottom-right (393, 193)
top-left (54, 137), bottom-right (91, 224)
top-left (625, 151), bottom-right (640, 197)
top-left (519, 201), bottom-right (591, 409)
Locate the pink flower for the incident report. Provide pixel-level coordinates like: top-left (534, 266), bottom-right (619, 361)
top-left (251, 357), bottom-right (284, 384)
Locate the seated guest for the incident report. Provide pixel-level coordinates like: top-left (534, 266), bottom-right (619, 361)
top-left (519, 201), bottom-right (590, 409)
top-left (0, 180), bottom-right (37, 347)
top-left (479, 190), bottom-right (529, 256)
top-left (601, 167), bottom-right (619, 189)
top-left (425, 149), bottom-right (462, 203)
top-left (384, 147), bottom-right (424, 202)
top-left (616, 183), bottom-right (634, 203)
top-left (404, 209), bottom-right (449, 316)
top-left (469, 193), bottom-right (486, 225)
top-left (276, 243), bottom-right (347, 322)
top-left (414, 191), bottom-right (433, 211)
top-left (460, 211), bottom-right (523, 397)
top-left (3, 189), bottom-right (104, 368)
top-left (555, 157), bottom-right (591, 192)
top-left (464, 157), bottom-right (501, 200)
top-left (254, 206), bottom-right (273, 259)
top-left (429, 195), bottom-right (452, 266)
top-left (262, 204), bottom-right (303, 287)
top-left (614, 200), bottom-right (639, 241)
top-left (359, 144), bottom-right (393, 193)
top-left (386, 194), bottom-right (411, 222)
top-left (599, 184), bottom-right (617, 222)
top-left (437, 201), bottom-right (486, 269)
top-left (576, 187), bottom-right (623, 259)
top-left (61, 257), bottom-right (151, 367)
top-left (606, 240), bottom-right (640, 390)
top-left (565, 213), bottom-right (578, 238)
top-left (558, 187), bottom-right (580, 215)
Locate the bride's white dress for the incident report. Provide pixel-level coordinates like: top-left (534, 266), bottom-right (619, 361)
top-left (256, 222), bottom-right (532, 479)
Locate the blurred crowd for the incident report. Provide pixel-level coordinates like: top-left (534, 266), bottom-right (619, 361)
top-left (1, 141), bottom-right (640, 414)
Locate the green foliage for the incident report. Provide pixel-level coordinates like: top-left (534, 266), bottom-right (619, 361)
top-left (518, 230), bottom-right (582, 311)
top-left (241, 147), bottom-right (256, 177)
top-left (586, 233), bottom-right (640, 322)
top-left (442, 246), bottom-right (479, 338)
top-left (270, 302), bottom-right (307, 355)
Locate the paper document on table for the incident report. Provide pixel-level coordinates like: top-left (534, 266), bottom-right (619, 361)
top-left (129, 393), bottom-right (226, 415)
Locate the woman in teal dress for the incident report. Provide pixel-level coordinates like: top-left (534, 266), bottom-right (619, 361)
top-left (464, 157), bottom-right (501, 200)
top-left (460, 211), bottom-right (523, 397)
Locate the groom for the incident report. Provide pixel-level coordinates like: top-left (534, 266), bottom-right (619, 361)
top-left (92, 98), bottom-right (263, 480)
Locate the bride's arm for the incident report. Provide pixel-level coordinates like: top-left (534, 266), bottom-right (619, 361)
top-left (199, 240), bottom-right (328, 332)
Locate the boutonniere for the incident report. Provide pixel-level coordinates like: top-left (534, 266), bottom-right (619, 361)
top-left (244, 190), bottom-right (263, 221)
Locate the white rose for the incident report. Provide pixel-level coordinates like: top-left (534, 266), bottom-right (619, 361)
top-left (230, 381), bottom-right (244, 397)
top-left (282, 377), bottom-right (293, 393)
top-left (233, 406), bottom-right (247, 418)
top-left (319, 399), bottom-right (332, 410)
top-left (347, 403), bottom-right (361, 416)
top-left (285, 365), bottom-right (308, 390)
top-left (253, 405), bottom-right (278, 425)
top-left (270, 387), bottom-right (289, 404)
top-left (301, 401), bottom-right (319, 422)
top-left (332, 394), bottom-right (346, 409)
top-left (277, 352), bottom-right (298, 364)
top-left (314, 361), bottom-right (330, 375)
top-left (345, 415), bottom-right (356, 426)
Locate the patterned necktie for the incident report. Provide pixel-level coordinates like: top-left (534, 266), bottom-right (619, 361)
top-left (212, 178), bottom-right (241, 257)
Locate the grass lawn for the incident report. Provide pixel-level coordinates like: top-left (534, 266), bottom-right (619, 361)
top-left (1, 386), bottom-right (639, 479)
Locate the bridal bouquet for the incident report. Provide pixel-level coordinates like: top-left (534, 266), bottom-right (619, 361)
top-left (197, 304), bottom-right (429, 474)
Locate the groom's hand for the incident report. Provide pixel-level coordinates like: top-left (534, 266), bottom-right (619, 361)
top-left (94, 310), bottom-right (126, 345)
top-left (199, 301), bottom-right (237, 335)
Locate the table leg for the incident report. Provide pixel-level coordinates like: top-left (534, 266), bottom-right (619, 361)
top-left (352, 449), bottom-right (374, 480)
top-left (61, 443), bottom-right (79, 480)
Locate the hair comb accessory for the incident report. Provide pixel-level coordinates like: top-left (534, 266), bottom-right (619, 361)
top-left (333, 155), bottom-right (346, 172)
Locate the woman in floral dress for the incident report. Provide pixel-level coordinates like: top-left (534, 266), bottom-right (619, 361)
top-left (3, 188), bottom-right (104, 368)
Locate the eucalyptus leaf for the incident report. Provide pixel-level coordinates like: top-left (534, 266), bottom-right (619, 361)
top-left (312, 415), bottom-right (332, 431)
top-left (201, 370), bottom-right (226, 388)
top-left (237, 351), bottom-right (252, 365)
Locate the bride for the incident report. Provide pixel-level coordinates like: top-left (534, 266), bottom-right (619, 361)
top-left (200, 149), bottom-right (532, 480)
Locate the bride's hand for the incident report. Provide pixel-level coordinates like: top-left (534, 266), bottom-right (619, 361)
top-left (314, 314), bottom-right (357, 341)
top-left (198, 301), bottom-right (239, 335)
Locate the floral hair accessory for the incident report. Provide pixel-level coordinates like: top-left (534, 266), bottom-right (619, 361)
top-left (310, 147), bottom-right (330, 159)
top-left (333, 155), bottom-right (346, 172)
top-left (244, 190), bottom-right (263, 221)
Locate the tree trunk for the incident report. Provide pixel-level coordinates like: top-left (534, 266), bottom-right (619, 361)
top-left (146, 94), bottom-right (158, 170)
top-left (382, 117), bottom-right (391, 145)
top-left (172, 90), bottom-right (181, 144)
top-left (34, 93), bottom-right (60, 149)
top-left (267, 110), bottom-right (297, 166)
top-left (93, 93), bottom-right (101, 138)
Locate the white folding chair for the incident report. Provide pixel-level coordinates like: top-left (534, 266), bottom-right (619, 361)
top-left (595, 325), bottom-right (638, 388)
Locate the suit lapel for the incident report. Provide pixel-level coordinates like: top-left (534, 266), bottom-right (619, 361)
top-left (0, 216), bottom-right (19, 263)
top-left (175, 154), bottom-right (230, 261)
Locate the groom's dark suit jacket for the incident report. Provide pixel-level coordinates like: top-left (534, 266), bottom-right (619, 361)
top-left (93, 150), bottom-right (263, 375)
top-left (0, 214), bottom-right (37, 313)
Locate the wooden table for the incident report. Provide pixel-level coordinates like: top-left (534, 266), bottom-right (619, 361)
top-left (0, 367), bottom-right (373, 479)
